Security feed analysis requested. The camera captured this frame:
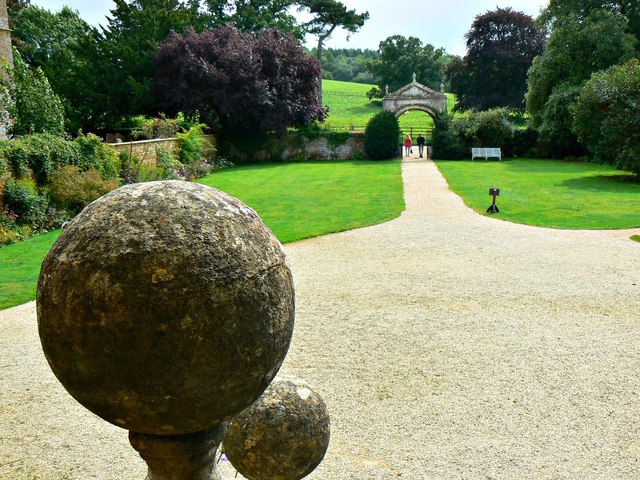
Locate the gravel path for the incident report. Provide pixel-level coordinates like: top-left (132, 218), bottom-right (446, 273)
top-left (2, 157), bottom-right (640, 479)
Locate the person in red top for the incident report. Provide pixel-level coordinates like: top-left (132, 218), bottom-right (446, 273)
top-left (404, 135), bottom-right (412, 158)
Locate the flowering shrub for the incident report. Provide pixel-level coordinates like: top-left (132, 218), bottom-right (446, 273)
top-left (3, 178), bottom-right (48, 229)
top-left (0, 208), bottom-right (33, 245)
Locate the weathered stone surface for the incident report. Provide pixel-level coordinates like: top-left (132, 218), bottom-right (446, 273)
top-left (223, 376), bottom-right (330, 480)
top-left (383, 78), bottom-right (447, 117)
top-left (130, 426), bottom-right (225, 480)
top-left (37, 180), bottom-right (295, 436)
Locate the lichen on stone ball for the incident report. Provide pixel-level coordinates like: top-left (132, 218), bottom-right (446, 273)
top-left (37, 180), bottom-right (295, 436)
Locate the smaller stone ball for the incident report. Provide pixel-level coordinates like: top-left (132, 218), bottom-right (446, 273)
top-left (223, 376), bottom-right (330, 480)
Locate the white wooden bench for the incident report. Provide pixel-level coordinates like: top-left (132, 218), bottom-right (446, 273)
top-left (471, 147), bottom-right (501, 161)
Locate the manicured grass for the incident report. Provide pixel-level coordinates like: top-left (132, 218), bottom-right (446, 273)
top-left (0, 161), bottom-right (403, 310)
top-left (435, 158), bottom-right (640, 229)
top-left (632, 235), bottom-right (640, 243)
top-left (0, 229), bottom-right (62, 310)
top-left (198, 160), bottom-right (404, 243)
top-left (322, 80), bottom-right (380, 130)
top-left (322, 79), bottom-right (457, 139)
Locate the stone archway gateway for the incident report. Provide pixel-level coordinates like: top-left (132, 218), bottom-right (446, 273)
top-left (383, 73), bottom-right (447, 118)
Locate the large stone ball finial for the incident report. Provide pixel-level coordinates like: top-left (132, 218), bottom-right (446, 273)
top-left (223, 376), bottom-right (330, 480)
top-left (37, 180), bottom-right (295, 437)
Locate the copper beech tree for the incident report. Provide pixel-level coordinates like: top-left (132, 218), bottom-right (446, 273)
top-left (155, 25), bottom-right (327, 133)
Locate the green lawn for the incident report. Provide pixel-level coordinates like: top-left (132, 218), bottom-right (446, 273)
top-left (0, 229), bottom-right (62, 310)
top-left (0, 160), bottom-right (403, 310)
top-left (322, 79), bottom-right (457, 141)
top-left (435, 158), bottom-right (640, 229)
top-left (198, 160), bottom-right (404, 243)
top-left (322, 79), bottom-right (380, 130)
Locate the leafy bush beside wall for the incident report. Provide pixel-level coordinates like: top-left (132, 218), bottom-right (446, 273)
top-left (364, 112), bottom-right (401, 160)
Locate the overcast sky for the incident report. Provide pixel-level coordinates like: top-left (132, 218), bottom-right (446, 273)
top-left (32, 0), bottom-right (549, 56)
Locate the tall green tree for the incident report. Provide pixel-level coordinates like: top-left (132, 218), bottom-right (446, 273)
top-left (368, 35), bottom-right (444, 94)
top-left (98, 0), bottom-right (204, 121)
top-left (526, 9), bottom-right (636, 155)
top-left (298, 0), bottom-right (368, 104)
top-left (446, 8), bottom-right (545, 112)
top-left (539, 0), bottom-right (640, 43)
top-left (12, 5), bottom-right (102, 132)
top-left (572, 59), bottom-right (640, 172)
top-left (201, 0), bottom-right (302, 36)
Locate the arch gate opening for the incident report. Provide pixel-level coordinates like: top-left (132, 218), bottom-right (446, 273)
top-left (383, 73), bottom-right (448, 123)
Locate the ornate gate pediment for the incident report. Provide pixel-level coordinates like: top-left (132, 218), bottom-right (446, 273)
top-left (383, 74), bottom-right (447, 118)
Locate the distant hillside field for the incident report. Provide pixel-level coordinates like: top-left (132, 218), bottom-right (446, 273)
top-left (322, 79), bottom-right (456, 141)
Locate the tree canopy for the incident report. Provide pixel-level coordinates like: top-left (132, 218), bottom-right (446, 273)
top-left (447, 7), bottom-right (545, 112)
top-left (298, 0), bottom-right (369, 62)
top-left (203, 0), bottom-right (303, 37)
top-left (155, 25), bottom-right (326, 134)
top-left (0, 48), bottom-right (65, 136)
top-left (526, 9), bottom-right (637, 156)
top-left (539, 0), bottom-right (640, 42)
top-left (572, 59), bottom-right (640, 173)
top-left (368, 35), bottom-right (444, 94)
top-left (11, 5), bottom-right (102, 132)
top-left (97, 0), bottom-right (204, 121)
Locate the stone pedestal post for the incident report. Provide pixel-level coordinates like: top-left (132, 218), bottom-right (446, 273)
top-left (37, 181), bottom-right (296, 479)
top-left (130, 427), bottom-right (225, 480)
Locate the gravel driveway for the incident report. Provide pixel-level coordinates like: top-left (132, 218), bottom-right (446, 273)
top-left (2, 157), bottom-right (639, 479)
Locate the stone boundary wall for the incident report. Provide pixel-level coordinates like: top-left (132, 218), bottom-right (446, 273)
top-left (106, 138), bottom-right (178, 167)
top-left (106, 136), bottom-right (216, 166)
top-left (223, 132), bottom-right (368, 162)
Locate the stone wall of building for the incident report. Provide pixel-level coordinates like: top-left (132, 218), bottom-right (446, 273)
top-left (0, 0), bottom-right (13, 141)
top-left (0, 0), bottom-right (12, 66)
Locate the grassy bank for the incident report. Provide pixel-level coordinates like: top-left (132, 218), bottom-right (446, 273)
top-left (435, 159), bottom-right (640, 229)
top-left (1, 160), bottom-right (403, 310)
top-left (322, 79), bottom-right (457, 139)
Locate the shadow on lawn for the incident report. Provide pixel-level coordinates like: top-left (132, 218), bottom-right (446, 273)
top-left (561, 174), bottom-right (640, 193)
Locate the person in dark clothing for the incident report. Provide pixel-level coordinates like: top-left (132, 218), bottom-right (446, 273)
top-left (417, 133), bottom-right (426, 158)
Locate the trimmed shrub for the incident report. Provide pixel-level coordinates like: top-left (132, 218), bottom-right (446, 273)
top-left (48, 166), bottom-right (119, 214)
top-left (364, 111), bottom-right (400, 160)
top-left (572, 59), bottom-right (640, 173)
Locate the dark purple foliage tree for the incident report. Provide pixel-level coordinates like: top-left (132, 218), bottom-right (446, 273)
top-left (155, 24), bottom-right (327, 133)
top-left (446, 7), bottom-right (546, 112)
